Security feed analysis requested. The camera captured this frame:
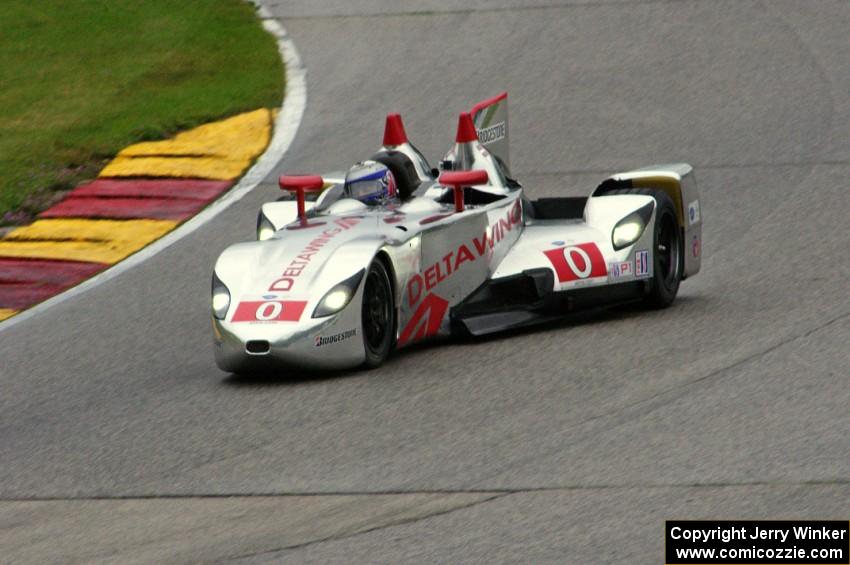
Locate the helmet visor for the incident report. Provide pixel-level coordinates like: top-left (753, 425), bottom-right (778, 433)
top-left (345, 165), bottom-right (394, 203)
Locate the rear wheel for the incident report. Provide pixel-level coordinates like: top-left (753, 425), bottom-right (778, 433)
top-left (598, 187), bottom-right (682, 307)
top-left (361, 259), bottom-right (395, 368)
top-left (646, 194), bottom-right (682, 307)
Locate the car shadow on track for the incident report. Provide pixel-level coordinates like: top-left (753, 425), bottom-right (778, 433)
top-left (453, 296), bottom-right (704, 345)
top-left (219, 338), bottom-right (450, 388)
top-left (221, 368), bottom-right (355, 387)
top-left (221, 296), bottom-right (706, 386)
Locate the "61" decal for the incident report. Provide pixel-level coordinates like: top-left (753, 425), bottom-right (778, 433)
top-left (231, 300), bottom-right (307, 322)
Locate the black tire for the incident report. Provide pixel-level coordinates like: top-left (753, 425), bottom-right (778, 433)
top-left (361, 258), bottom-right (395, 368)
top-left (598, 187), bottom-right (682, 308)
top-left (646, 191), bottom-right (683, 307)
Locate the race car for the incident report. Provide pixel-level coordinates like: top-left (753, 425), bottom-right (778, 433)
top-left (211, 93), bottom-right (702, 372)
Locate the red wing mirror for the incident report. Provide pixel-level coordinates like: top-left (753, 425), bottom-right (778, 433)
top-left (438, 170), bottom-right (489, 212)
top-left (279, 175), bottom-right (324, 224)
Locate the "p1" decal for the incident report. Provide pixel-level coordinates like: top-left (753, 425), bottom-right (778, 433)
top-left (231, 300), bottom-right (307, 322)
top-left (543, 243), bottom-right (608, 283)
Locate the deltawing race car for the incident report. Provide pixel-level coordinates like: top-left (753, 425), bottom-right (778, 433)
top-left (211, 93), bottom-right (703, 372)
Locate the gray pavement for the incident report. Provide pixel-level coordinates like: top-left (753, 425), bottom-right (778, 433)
top-left (1, 0), bottom-right (848, 562)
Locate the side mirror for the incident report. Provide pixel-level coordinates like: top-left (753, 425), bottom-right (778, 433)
top-left (279, 175), bottom-right (324, 224)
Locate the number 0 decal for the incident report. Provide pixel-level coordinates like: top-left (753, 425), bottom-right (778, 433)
top-left (255, 301), bottom-right (283, 321)
top-left (563, 246), bottom-right (592, 278)
top-left (543, 243), bottom-right (608, 283)
top-left (231, 300), bottom-right (307, 322)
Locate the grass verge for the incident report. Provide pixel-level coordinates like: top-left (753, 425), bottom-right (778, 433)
top-left (0, 0), bottom-right (283, 223)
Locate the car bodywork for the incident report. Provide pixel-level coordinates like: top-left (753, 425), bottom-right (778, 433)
top-left (212, 93), bottom-right (702, 372)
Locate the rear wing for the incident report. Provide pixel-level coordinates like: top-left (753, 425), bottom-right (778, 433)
top-left (471, 92), bottom-right (510, 172)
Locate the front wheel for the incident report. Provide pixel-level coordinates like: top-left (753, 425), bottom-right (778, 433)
top-left (361, 259), bottom-right (395, 368)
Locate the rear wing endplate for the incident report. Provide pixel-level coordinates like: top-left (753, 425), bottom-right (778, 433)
top-left (471, 92), bottom-right (510, 172)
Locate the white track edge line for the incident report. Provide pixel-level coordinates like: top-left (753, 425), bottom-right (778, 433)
top-left (0, 5), bottom-right (305, 334)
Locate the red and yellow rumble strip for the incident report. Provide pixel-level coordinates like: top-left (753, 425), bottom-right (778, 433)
top-left (0, 109), bottom-right (274, 321)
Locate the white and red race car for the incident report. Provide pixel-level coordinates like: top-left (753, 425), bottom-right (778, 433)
top-left (211, 93), bottom-right (702, 372)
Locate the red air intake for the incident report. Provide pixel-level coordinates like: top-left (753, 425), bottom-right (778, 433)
top-left (383, 113), bottom-right (408, 146)
top-left (455, 112), bottom-right (479, 143)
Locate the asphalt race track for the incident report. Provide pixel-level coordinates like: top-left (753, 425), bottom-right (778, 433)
top-left (2, 1), bottom-right (849, 562)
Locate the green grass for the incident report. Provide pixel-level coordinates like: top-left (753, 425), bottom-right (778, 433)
top-left (0, 0), bottom-right (283, 222)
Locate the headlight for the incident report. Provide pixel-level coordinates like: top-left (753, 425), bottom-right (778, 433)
top-left (257, 212), bottom-right (276, 241)
top-left (612, 202), bottom-right (654, 250)
top-left (312, 269), bottom-right (365, 318)
top-left (211, 272), bottom-right (231, 320)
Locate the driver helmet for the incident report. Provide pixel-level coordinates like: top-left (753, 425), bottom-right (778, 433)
top-left (344, 160), bottom-right (397, 205)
